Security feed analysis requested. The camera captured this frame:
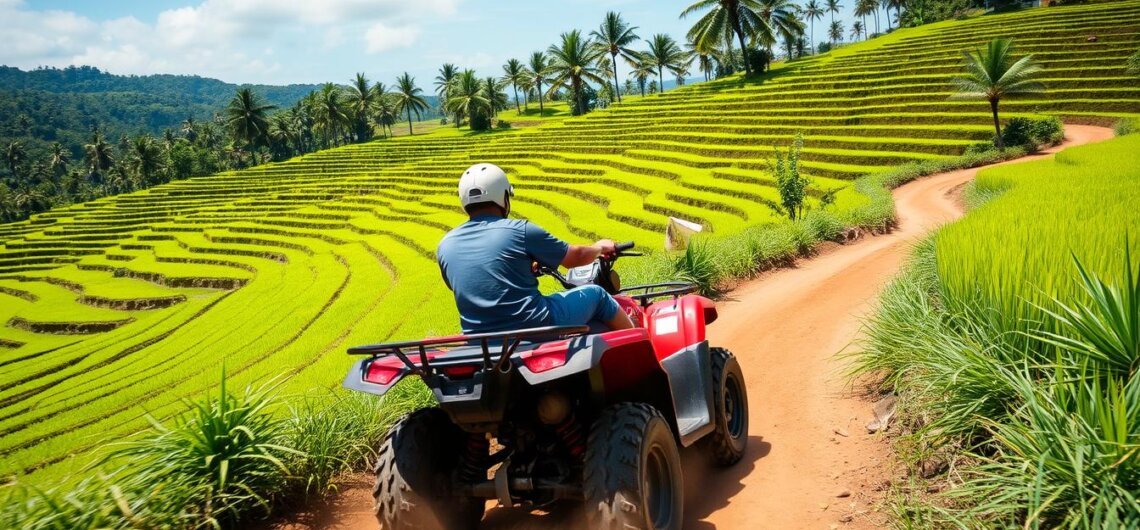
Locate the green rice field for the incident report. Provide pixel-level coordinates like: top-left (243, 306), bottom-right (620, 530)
top-left (1, 0), bottom-right (1139, 485)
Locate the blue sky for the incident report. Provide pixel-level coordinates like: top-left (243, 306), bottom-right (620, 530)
top-left (0, 0), bottom-right (871, 86)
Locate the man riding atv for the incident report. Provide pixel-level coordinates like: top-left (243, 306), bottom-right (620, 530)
top-left (437, 163), bottom-right (635, 333)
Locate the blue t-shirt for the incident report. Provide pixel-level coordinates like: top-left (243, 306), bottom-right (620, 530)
top-left (437, 215), bottom-right (570, 334)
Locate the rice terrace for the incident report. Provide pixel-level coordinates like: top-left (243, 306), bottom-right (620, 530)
top-left (0, 0), bottom-right (1139, 528)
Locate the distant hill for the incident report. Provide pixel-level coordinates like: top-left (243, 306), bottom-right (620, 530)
top-left (0, 65), bottom-right (323, 160)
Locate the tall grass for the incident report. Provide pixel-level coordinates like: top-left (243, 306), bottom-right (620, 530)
top-left (1, 374), bottom-right (432, 529)
top-left (856, 134), bottom-right (1140, 527)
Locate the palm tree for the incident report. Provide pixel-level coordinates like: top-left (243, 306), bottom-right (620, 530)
top-left (48, 142), bottom-right (69, 177)
top-left (850, 21), bottom-right (864, 41)
top-left (881, 0), bottom-right (894, 30)
top-left (268, 113), bottom-right (296, 160)
top-left (483, 77), bottom-right (509, 118)
top-left (180, 117), bottom-right (198, 144)
top-left (224, 88), bottom-right (276, 164)
top-left (855, 0), bottom-right (876, 37)
top-left (313, 83), bottom-right (348, 148)
top-left (527, 51), bottom-right (551, 116)
top-left (435, 63), bottom-right (460, 127)
top-left (803, 0), bottom-right (824, 54)
top-left (758, 0), bottom-right (800, 63)
top-left (827, 0), bottom-right (843, 24)
top-left (128, 135), bottom-right (164, 187)
top-left (5, 141), bottom-right (26, 177)
top-left (952, 38), bottom-right (1045, 149)
top-left (590, 11), bottom-right (641, 103)
top-left (631, 53), bottom-right (655, 96)
top-left (394, 73), bottom-right (429, 136)
top-left (373, 93), bottom-right (399, 138)
top-left (446, 70), bottom-right (490, 129)
top-left (547, 30), bottom-right (606, 116)
top-left (646, 34), bottom-right (688, 89)
top-left (502, 59), bottom-right (528, 113)
top-left (84, 133), bottom-right (114, 180)
top-left (688, 36), bottom-right (719, 81)
top-left (829, 20), bottom-right (844, 45)
top-left (681, 0), bottom-right (766, 76)
top-left (345, 72), bottom-right (380, 142)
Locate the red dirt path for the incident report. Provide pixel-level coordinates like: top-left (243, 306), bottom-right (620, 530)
top-left (268, 125), bottom-right (1114, 530)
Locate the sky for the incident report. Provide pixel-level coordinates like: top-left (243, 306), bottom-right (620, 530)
top-left (0, 0), bottom-right (872, 87)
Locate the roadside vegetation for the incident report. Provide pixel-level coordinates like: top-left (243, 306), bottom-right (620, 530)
top-left (855, 133), bottom-right (1140, 527)
top-left (1, 0), bottom-right (1139, 527)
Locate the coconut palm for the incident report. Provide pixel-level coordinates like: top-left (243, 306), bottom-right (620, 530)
top-left (313, 83), bottom-right (348, 148)
top-left (373, 93), bottom-right (399, 139)
top-left (345, 72), bottom-right (380, 142)
top-left (48, 142), bottom-right (69, 176)
top-left (83, 133), bottom-right (114, 180)
top-left (631, 53), bottom-right (656, 96)
top-left (483, 77), bottom-right (509, 118)
top-left (224, 88), bottom-right (276, 163)
top-left (758, 0), bottom-right (801, 61)
top-left (128, 135), bottom-right (164, 187)
top-left (547, 30), bottom-right (606, 116)
top-left (267, 113), bottom-right (296, 160)
top-left (446, 70), bottom-right (490, 129)
top-left (435, 64), bottom-right (459, 127)
top-left (646, 34), bottom-right (689, 89)
top-left (527, 51), bottom-right (551, 116)
top-left (681, 0), bottom-right (766, 76)
top-left (5, 141), bottom-right (26, 177)
top-left (803, 0), bottom-right (824, 53)
top-left (855, 0), bottom-right (876, 37)
top-left (180, 117), bottom-right (198, 144)
top-left (850, 21), bottom-right (864, 41)
top-left (952, 38), bottom-right (1045, 149)
top-left (590, 11), bottom-right (641, 103)
top-left (826, 0), bottom-right (843, 26)
top-left (501, 59), bottom-right (528, 113)
top-left (394, 73), bottom-right (429, 136)
top-left (829, 20), bottom-right (844, 45)
top-left (688, 36), bottom-right (719, 81)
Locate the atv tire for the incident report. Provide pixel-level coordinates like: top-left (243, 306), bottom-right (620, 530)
top-left (373, 407), bottom-right (484, 530)
top-left (583, 403), bottom-right (683, 530)
top-left (701, 347), bottom-right (748, 466)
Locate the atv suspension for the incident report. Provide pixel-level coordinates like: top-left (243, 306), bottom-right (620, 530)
top-left (458, 432), bottom-right (489, 483)
top-left (554, 413), bottom-right (586, 458)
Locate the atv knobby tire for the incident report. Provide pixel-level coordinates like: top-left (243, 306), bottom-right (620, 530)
top-left (373, 407), bottom-right (484, 530)
top-left (583, 403), bottom-right (683, 530)
top-left (701, 347), bottom-right (749, 466)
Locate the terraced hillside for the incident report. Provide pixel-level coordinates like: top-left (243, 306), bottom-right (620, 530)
top-left (1, 1), bottom-right (1139, 484)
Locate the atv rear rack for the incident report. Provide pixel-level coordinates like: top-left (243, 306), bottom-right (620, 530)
top-left (347, 325), bottom-right (590, 375)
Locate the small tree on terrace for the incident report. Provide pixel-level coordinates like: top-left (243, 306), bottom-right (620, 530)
top-left (952, 38), bottom-right (1045, 149)
top-left (774, 134), bottom-right (808, 220)
top-left (1128, 49), bottom-right (1140, 76)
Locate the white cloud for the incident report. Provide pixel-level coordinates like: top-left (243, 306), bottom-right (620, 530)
top-left (0, 0), bottom-right (461, 83)
top-left (365, 23), bottom-right (421, 54)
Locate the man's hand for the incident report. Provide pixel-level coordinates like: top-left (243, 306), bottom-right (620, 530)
top-left (562, 239), bottom-right (615, 268)
top-left (594, 239), bottom-right (617, 259)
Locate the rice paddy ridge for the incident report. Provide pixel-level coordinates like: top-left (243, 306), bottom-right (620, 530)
top-left (0, 0), bottom-right (1138, 484)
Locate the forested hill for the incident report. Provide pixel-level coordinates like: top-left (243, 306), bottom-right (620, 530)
top-left (0, 65), bottom-right (322, 159)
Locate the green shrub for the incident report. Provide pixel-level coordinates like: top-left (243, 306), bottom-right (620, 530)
top-left (1001, 116), bottom-right (1064, 151)
top-left (1128, 49), bottom-right (1140, 76)
top-left (1116, 118), bottom-right (1139, 137)
top-left (495, 119), bottom-right (512, 129)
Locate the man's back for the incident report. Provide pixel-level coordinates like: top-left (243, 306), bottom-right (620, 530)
top-left (436, 214), bottom-right (568, 334)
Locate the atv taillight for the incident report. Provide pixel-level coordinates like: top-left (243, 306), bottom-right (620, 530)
top-left (364, 361), bottom-right (402, 385)
top-left (520, 340), bottom-right (570, 373)
top-left (440, 365), bottom-right (478, 379)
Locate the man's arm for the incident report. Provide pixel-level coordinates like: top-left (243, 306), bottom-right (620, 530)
top-left (561, 239), bottom-right (617, 268)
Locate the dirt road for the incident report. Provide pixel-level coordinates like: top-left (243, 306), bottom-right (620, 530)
top-left (272, 125), bottom-right (1113, 530)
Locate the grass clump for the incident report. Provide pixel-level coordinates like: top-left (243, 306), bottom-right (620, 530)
top-left (0, 374), bottom-right (433, 529)
top-left (854, 134), bottom-right (1140, 527)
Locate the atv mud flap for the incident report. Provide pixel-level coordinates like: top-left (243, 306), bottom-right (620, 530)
top-left (660, 340), bottom-right (716, 446)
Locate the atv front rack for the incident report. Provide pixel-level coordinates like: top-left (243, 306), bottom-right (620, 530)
top-left (347, 325), bottom-right (590, 375)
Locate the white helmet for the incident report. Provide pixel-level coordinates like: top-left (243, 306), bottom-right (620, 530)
top-left (458, 163), bottom-right (514, 210)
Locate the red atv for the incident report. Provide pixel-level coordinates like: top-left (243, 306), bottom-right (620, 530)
top-left (344, 242), bottom-right (749, 530)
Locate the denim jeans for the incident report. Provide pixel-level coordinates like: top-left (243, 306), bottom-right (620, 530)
top-left (545, 285), bottom-right (621, 326)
